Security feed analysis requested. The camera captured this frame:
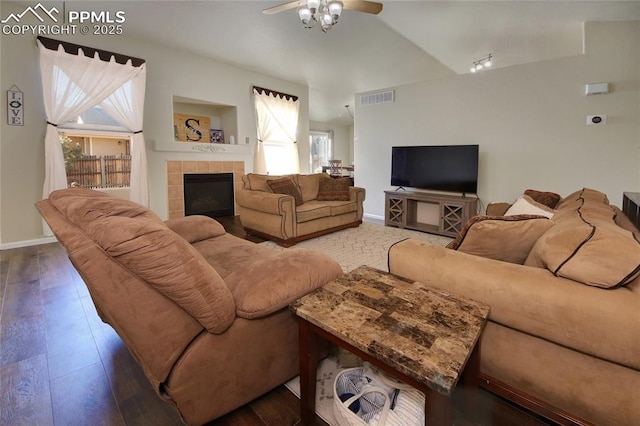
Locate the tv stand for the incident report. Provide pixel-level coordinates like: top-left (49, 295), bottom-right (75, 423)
top-left (385, 191), bottom-right (477, 237)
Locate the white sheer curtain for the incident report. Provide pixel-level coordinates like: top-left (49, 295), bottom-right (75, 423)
top-left (100, 75), bottom-right (148, 206)
top-left (38, 41), bottom-right (148, 217)
top-left (253, 88), bottom-right (300, 175)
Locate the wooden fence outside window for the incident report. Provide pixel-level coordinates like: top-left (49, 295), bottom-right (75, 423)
top-left (66, 155), bottom-right (131, 188)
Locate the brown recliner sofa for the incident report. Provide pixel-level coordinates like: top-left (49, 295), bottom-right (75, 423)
top-left (236, 173), bottom-right (366, 246)
top-left (36, 187), bottom-right (343, 425)
top-left (388, 188), bottom-right (640, 425)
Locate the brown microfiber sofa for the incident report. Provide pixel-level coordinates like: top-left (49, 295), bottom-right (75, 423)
top-left (236, 173), bottom-right (366, 246)
top-left (388, 188), bottom-right (640, 425)
top-left (36, 187), bottom-right (343, 425)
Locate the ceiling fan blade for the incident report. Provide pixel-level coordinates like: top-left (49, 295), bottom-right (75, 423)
top-left (262, 1), bottom-right (299, 15)
top-left (343, 1), bottom-right (383, 15)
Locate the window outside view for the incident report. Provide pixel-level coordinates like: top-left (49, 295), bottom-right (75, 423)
top-left (310, 130), bottom-right (332, 173)
top-left (60, 106), bottom-right (132, 189)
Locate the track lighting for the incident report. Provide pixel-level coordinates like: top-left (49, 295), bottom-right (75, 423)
top-left (470, 54), bottom-right (493, 74)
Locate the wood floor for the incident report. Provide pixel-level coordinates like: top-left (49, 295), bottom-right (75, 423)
top-left (0, 216), bottom-right (552, 426)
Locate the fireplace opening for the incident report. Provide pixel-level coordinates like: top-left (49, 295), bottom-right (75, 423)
top-left (183, 173), bottom-right (234, 218)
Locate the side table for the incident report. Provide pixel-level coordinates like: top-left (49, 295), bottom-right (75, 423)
top-left (290, 266), bottom-right (490, 425)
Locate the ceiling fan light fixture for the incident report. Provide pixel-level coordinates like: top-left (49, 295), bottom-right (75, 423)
top-left (307, 0), bottom-right (321, 12)
top-left (328, 0), bottom-right (343, 18)
top-left (296, 0), bottom-right (346, 32)
top-left (298, 6), bottom-right (312, 22)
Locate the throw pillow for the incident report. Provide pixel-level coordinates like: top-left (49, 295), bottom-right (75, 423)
top-left (524, 189), bottom-right (561, 209)
top-left (448, 215), bottom-right (554, 264)
top-left (504, 195), bottom-right (555, 218)
top-left (267, 177), bottom-right (303, 206)
top-left (316, 177), bottom-right (351, 201)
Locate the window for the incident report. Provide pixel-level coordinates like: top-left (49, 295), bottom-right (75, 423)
top-left (253, 87), bottom-right (300, 174)
top-left (60, 131), bottom-right (131, 189)
top-left (310, 130), bottom-right (333, 173)
top-left (59, 106), bottom-right (132, 188)
top-left (38, 37), bottom-right (148, 208)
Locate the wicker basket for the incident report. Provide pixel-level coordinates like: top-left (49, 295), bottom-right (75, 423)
top-left (332, 365), bottom-right (425, 426)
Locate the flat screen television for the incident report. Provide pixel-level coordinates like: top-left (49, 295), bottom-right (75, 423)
top-left (391, 145), bottom-right (479, 194)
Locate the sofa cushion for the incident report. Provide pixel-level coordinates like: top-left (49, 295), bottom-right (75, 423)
top-left (165, 215), bottom-right (226, 243)
top-left (267, 177), bottom-right (303, 206)
top-left (87, 216), bottom-right (236, 334)
top-left (316, 177), bottom-right (350, 201)
top-left (526, 196), bottom-right (640, 288)
top-left (228, 249), bottom-right (343, 319)
top-left (295, 173), bottom-right (325, 202)
top-left (326, 200), bottom-right (358, 216)
top-left (524, 189), bottom-right (561, 209)
top-left (448, 215), bottom-right (554, 264)
top-left (296, 201), bottom-right (331, 223)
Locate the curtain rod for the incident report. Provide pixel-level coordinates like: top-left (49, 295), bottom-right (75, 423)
top-left (253, 86), bottom-right (298, 102)
top-left (37, 36), bottom-right (145, 67)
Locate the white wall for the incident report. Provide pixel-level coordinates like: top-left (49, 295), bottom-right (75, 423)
top-left (355, 21), bottom-right (640, 220)
top-left (0, 2), bottom-right (309, 245)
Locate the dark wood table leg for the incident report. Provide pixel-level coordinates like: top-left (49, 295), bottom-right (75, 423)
top-left (298, 318), bottom-right (320, 425)
top-left (425, 389), bottom-right (453, 426)
top-left (460, 340), bottom-right (481, 422)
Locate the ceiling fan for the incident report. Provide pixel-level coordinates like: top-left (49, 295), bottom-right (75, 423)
top-left (263, 1), bottom-right (383, 32)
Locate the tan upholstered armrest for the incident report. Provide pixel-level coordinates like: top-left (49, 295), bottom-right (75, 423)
top-left (349, 186), bottom-right (366, 201)
top-left (227, 249), bottom-right (343, 319)
top-left (165, 215), bottom-right (226, 243)
top-left (388, 239), bottom-right (640, 370)
top-left (349, 186), bottom-right (366, 221)
top-left (235, 188), bottom-right (296, 216)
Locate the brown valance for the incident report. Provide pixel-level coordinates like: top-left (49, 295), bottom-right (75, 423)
top-left (253, 86), bottom-right (298, 102)
top-left (37, 36), bottom-right (145, 67)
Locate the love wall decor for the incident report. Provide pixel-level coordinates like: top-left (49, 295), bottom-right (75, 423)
top-left (7, 85), bottom-right (23, 126)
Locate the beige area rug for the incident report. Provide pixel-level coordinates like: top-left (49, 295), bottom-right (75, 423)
top-left (271, 222), bottom-right (451, 423)
top-left (260, 221), bottom-right (452, 272)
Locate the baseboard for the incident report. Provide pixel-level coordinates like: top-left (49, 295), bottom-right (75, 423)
top-left (363, 213), bottom-right (384, 224)
top-left (1, 236), bottom-right (57, 250)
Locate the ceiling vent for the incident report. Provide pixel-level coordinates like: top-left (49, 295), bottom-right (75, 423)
top-left (360, 90), bottom-right (394, 106)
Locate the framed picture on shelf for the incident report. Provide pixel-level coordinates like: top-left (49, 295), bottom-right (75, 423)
top-left (210, 129), bottom-right (225, 144)
top-left (173, 113), bottom-right (211, 142)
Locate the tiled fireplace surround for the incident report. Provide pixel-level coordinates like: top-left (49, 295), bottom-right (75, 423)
top-left (167, 160), bottom-right (245, 220)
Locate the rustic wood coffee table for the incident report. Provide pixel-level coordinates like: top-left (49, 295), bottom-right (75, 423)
top-left (290, 265), bottom-right (490, 426)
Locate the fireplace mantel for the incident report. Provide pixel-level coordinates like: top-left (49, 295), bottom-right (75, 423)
top-left (154, 140), bottom-right (252, 154)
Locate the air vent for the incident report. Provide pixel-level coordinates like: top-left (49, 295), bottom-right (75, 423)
top-left (360, 90), bottom-right (394, 106)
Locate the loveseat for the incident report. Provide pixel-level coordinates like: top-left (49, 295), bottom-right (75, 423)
top-left (236, 173), bottom-right (366, 246)
top-left (388, 188), bottom-right (640, 425)
top-left (36, 187), bottom-right (343, 425)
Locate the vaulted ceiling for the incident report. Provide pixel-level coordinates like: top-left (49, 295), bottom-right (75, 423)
top-left (33, 1), bottom-right (640, 124)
